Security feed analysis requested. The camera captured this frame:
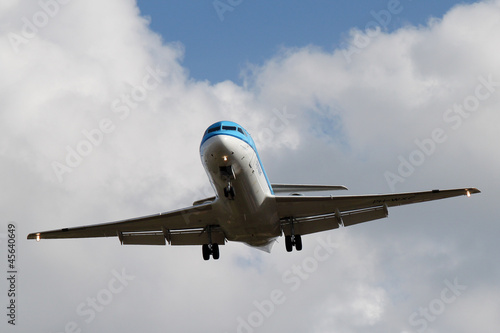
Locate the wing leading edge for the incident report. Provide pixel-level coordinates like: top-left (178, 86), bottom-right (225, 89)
top-left (278, 188), bottom-right (480, 237)
top-left (27, 201), bottom-right (226, 246)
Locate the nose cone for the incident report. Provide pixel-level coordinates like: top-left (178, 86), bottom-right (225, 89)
top-left (200, 134), bottom-right (242, 183)
top-left (201, 135), bottom-right (235, 161)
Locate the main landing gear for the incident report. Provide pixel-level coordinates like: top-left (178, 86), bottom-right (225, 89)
top-left (284, 217), bottom-right (302, 252)
top-left (285, 235), bottom-right (302, 252)
top-left (202, 225), bottom-right (220, 260)
top-left (202, 243), bottom-right (220, 260)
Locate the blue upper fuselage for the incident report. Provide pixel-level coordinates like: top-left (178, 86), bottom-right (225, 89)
top-left (200, 121), bottom-right (274, 195)
top-left (200, 121), bottom-right (256, 149)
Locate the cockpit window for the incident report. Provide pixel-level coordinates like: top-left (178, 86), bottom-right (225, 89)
top-left (222, 126), bottom-right (237, 131)
top-left (237, 127), bottom-right (244, 135)
top-left (207, 125), bottom-right (220, 134)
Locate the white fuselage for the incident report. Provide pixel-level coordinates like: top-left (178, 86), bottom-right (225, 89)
top-left (200, 134), bottom-right (280, 247)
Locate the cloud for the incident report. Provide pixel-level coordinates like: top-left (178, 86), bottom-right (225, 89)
top-left (1, 0), bottom-right (498, 332)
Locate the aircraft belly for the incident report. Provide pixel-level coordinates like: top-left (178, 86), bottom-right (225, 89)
top-left (214, 176), bottom-right (280, 244)
top-left (201, 135), bottom-right (280, 246)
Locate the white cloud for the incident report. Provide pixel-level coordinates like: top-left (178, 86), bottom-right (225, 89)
top-left (1, 0), bottom-right (498, 332)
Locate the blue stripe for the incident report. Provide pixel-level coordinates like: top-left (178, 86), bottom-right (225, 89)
top-left (200, 121), bottom-right (274, 195)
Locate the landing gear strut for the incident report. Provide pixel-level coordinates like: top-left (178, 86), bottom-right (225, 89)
top-left (285, 217), bottom-right (302, 252)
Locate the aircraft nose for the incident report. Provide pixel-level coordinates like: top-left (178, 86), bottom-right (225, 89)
top-left (202, 135), bottom-right (235, 162)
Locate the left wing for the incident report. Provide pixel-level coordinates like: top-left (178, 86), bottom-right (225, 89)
top-left (27, 200), bottom-right (226, 246)
top-left (278, 188), bottom-right (480, 236)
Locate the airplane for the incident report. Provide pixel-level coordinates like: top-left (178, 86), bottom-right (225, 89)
top-left (28, 121), bottom-right (480, 260)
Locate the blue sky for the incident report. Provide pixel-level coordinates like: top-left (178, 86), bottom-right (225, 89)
top-left (137, 0), bottom-right (477, 83)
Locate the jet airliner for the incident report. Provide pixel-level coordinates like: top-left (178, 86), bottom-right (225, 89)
top-left (28, 121), bottom-right (480, 260)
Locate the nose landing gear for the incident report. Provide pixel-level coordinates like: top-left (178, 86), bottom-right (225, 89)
top-left (220, 165), bottom-right (235, 200)
top-left (224, 183), bottom-right (235, 200)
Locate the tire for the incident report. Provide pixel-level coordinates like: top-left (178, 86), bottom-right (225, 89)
top-left (212, 243), bottom-right (220, 260)
top-left (285, 236), bottom-right (293, 252)
top-left (202, 244), bottom-right (211, 260)
top-left (295, 235), bottom-right (302, 251)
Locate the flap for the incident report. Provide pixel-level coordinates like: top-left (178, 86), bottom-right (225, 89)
top-left (120, 232), bottom-right (166, 245)
top-left (168, 228), bottom-right (226, 246)
top-left (341, 205), bottom-right (388, 227)
top-left (272, 184), bottom-right (348, 193)
top-left (281, 205), bottom-right (388, 236)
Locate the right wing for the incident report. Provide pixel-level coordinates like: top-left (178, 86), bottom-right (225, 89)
top-left (27, 200), bottom-right (226, 246)
top-left (277, 188), bottom-right (480, 236)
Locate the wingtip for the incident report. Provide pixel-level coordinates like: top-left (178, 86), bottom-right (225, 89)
top-left (465, 188), bottom-right (481, 197)
top-left (27, 232), bottom-right (41, 241)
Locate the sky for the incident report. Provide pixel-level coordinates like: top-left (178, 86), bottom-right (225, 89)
top-left (0, 0), bottom-right (499, 332)
top-left (138, 0), bottom-right (482, 84)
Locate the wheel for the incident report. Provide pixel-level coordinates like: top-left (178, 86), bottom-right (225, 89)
top-left (285, 235), bottom-right (293, 252)
top-left (202, 244), bottom-right (211, 260)
top-left (295, 235), bottom-right (302, 251)
top-left (212, 243), bottom-right (220, 260)
top-left (224, 186), bottom-right (235, 200)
